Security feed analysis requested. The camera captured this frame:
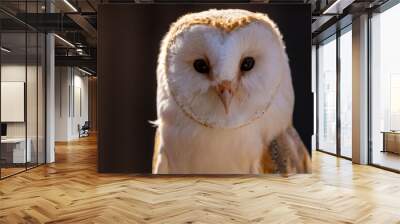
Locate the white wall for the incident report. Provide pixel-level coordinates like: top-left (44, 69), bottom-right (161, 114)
top-left (55, 67), bottom-right (89, 141)
top-left (1, 65), bottom-right (26, 140)
top-left (72, 73), bottom-right (89, 138)
top-left (1, 65), bottom-right (39, 138)
top-left (55, 66), bottom-right (70, 141)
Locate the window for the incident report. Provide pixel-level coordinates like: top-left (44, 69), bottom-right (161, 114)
top-left (370, 3), bottom-right (400, 171)
top-left (317, 36), bottom-right (337, 154)
top-left (339, 28), bottom-right (352, 158)
top-left (316, 25), bottom-right (353, 159)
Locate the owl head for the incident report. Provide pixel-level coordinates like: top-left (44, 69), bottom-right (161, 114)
top-left (157, 9), bottom-right (294, 129)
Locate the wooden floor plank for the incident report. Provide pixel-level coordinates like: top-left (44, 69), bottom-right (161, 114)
top-left (0, 135), bottom-right (400, 223)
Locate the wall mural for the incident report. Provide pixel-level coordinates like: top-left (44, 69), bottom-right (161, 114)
top-left (98, 4), bottom-right (313, 174)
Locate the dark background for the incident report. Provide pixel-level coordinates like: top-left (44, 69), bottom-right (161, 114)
top-left (98, 3), bottom-right (312, 173)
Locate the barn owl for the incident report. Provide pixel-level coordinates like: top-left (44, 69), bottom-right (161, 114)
top-left (152, 9), bottom-right (311, 175)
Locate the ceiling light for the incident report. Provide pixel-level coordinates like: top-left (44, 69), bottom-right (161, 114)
top-left (54, 34), bottom-right (75, 48)
top-left (323, 0), bottom-right (342, 14)
top-left (1, 47), bottom-right (11, 53)
top-left (78, 67), bottom-right (93, 76)
top-left (76, 48), bottom-right (85, 55)
top-left (63, 0), bottom-right (78, 12)
top-left (322, 0), bottom-right (354, 15)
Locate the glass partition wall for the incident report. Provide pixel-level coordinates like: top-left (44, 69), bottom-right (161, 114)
top-left (370, 3), bottom-right (400, 171)
top-left (0, 2), bottom-right (46, 179)
top-left (316, 26), bottom-right (352, 159)
top-left (0, 31), bottom-right (27, 177)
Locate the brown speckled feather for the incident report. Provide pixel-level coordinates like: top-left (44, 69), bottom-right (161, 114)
top-left (262, 126), bottom-right (311, 175)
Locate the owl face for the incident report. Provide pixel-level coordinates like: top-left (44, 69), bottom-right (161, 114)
top-left (162, 10), bottom-right (293, 128)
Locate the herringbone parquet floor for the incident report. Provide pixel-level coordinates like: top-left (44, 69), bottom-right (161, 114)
top-left (1, 135), bottom-right (400, 224)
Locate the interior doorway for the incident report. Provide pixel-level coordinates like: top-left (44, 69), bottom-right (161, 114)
top-left (54, 66), bottom-right (96, 154)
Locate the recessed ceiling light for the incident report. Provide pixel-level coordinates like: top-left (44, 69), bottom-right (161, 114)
top-left (1, 47), bottom-right (11, 53)
top-left (63, 0), bottom-right (78, 12)
top-left (322, 0), bottom-right (354, 15)
top-left (78, 67), bottom-right (93, 76)
top-left (54, 34), bottom-right (75, 48)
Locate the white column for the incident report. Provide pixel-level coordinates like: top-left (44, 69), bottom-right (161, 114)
top-left (352, 14), bottom-right (369, 164)
top-left (45, 1), bottom-right (56, 163)
top-left (46, 32), bottom-right (55, 163)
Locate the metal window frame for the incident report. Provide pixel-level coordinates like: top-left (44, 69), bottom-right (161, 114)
top-left (315, 23), bottom-right (353, 161)
top-left (367, 0), bottom-right (400, 173)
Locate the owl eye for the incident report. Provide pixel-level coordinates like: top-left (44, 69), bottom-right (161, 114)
top-left (240, 57), bottom-right (255, 72)
top-left (193, 59), bottom-right (210, 74)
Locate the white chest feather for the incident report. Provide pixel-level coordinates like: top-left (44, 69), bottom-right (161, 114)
top-left (155, 88), bottom-right (291, 174)
top-left (162, 115), bottom-right (263, 174)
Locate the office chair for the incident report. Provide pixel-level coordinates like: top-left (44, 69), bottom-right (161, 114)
top-left (79, 121), bottom-right (90, 138)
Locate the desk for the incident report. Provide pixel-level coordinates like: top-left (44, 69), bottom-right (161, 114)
top-left (382, 131), bottom-right (400, 154)
top-left (1, 138), bottom-right (31, 164)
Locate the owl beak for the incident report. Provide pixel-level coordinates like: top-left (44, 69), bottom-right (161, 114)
top-left (216, 81), bottom-right (234, 114)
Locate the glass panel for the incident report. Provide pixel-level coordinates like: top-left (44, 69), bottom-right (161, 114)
top-left (340, 29), bottom-right (352, 158)
top-left (0, 1), bottom-right (46, 179)
top-left (26, 0), bottom-right (39, 169)
top-left (371, 4), bottom-right (400, 171)
top-left (38, 32), bottom-right (45, 165)
top-left (1, 31), bottom-right (27, 177)
top-left (318, 36), bottom-right (337, 154)
top-left (27, 31), bottom-right (38, 169)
